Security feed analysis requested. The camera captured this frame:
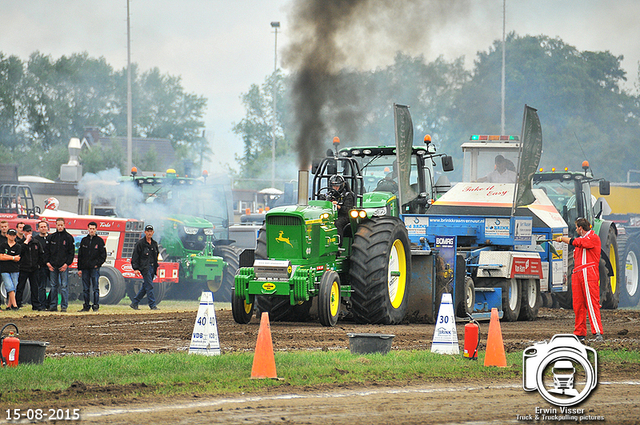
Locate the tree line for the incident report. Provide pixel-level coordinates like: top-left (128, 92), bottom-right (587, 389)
top-left (0, 51), bottom-right (207, 179)
top-left (233, 33), bottom-right (640, 187)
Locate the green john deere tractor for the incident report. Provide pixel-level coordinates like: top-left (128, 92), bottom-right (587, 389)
top-left (233, 138), bottom-right (453, 326)
top-left (121, 169), bottom-right (240, 302)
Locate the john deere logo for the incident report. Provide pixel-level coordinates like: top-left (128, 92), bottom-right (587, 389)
top-left (262, 282), bottom-right (276, 291)
top-left (275, 230), bottom-right (293, 247)
top-left (287, 265), bottom-right (292, 275)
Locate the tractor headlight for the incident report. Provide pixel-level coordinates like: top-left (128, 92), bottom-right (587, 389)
top-left (349, 209), bottom-right (367, 219)
top-left (320, 213), bottom-right (330, 220)
top-left (203, 228), bottom-right (214, 236)
top-left (183, 226), bottom-right (199, 235)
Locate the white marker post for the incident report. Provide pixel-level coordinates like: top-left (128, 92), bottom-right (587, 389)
top-left (431, 293), bottom-right (460, 355)
top-left (188, 291), bottom-right (221, 356)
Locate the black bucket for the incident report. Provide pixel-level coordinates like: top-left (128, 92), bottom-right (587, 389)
top-left (347, 333), bottom-right (395, 355)
top-left (19, 341), bottom-right (49, 365)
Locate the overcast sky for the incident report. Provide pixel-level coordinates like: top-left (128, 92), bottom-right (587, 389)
top-left (1, 0), bottom-right (638, 173)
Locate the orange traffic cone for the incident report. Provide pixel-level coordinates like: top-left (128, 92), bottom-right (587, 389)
top-left (251, 312), bottom-right (278, 379)
top-left (484, 308), bottom-right (507, 367)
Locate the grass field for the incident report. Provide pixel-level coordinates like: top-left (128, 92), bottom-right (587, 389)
top-left (1, 346), bottom-right (637, 405)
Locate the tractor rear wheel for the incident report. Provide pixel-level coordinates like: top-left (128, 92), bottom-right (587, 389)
top-left (98, 266), bottom-right (126, 305)
top-left (349, 217), bottom-right (411, 324)
top-left (518, 278), bottom-right (541, 321)
top-left (601, 228), bottom-right (619, 309)
top-left (318, 271), bottom-right (341, 327)
top-left (213, 245), bottom-right (241, 303)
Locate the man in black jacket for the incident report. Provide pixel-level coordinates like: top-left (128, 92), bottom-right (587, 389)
top-left (47, 218), bottom-right (75, 312)
top-left (77, 222), bottom-right (107, 312)
top-left (130, 224), bottom-right (159, 310)
top-left (34, 221), bottom-right (51, 310)
top-left (16, 224), bottom-right (46, 310)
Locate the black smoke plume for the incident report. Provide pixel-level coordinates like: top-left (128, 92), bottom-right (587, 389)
top-left (284, 0), bottom-right (470, 169)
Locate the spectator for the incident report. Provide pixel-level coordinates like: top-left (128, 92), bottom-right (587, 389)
top-left (34, 221), bottom-right (51, 310)
top-left (15, 222), bottom-right (25, 244)
top-left (478, 155), bottom-right (517, 183)
top-left (16, 224), bottom-right (45, 310)
top-left (0, 220), bottom-right (9, 246)
top-left (47, 218), bottom-right (75, 313)
top-left (130, 225), bottom-right (159, 310)
top-left (10, 196), bottom-right (25, 215)
top-left (77, 221), bottom-right (106, 312)
top-left (0, 229), bottom-right (22, 310)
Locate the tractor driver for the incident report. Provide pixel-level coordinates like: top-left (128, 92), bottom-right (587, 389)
top-left (328, 175), bottom-right (355, 240)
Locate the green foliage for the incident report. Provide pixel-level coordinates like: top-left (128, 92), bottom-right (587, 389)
top-left (448, 33), bottom-right (640, 181)
top-left (0, 51), bottom-right (207, 177)
top-left (80, 139), bottom-right (126, 175)
top-left (235, 34), bottom-right (639, 184)
top-left (232, 70), bottom-right (291, 189)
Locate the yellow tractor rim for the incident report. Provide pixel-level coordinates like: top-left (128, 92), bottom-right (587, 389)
top-left (330, 279), bottom-right (340, 317)
top-left (388, 239), bottom-right (407, 309)
top-left (609, 243), bottom-right (617, 294)
top-left (243, 300), bottom-right (253, 315)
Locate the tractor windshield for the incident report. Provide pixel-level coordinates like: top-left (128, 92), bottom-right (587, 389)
top-left (360, 155), bottom-right (422, 195)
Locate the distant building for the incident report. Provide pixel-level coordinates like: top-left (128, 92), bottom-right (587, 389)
top-left (82, 127), bottom-right (177, 171)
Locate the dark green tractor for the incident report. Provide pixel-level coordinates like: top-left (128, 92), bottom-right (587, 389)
top-left (121, 169), bottom-right (240, 302)
top-left (233, 140), bottom-right (451, 326)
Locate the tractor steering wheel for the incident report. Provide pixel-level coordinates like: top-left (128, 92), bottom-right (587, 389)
top-left (316, 186), bottom-right (339, 201)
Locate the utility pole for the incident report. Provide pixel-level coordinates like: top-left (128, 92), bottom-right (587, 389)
top-left (270, 21), bottom-right (280, 188)
top-left (127, 0), bottom-right (133, 172)
top-left (501, 0), bottom-right (506, 135)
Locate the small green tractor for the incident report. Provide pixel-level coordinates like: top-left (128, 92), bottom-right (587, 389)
top-left (233, 139), bottom-right (454, 326)
top-left (121, 169), bottom-right (240, 302)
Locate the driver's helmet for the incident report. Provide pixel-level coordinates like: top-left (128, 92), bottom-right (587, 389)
top-left (329, 175), bottom-right (345, 192)
top-left (44, 197), bottom-right (59, 210)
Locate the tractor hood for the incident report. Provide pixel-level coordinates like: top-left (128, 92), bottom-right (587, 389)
top-left (266, 200), bottom-right (335, 223)
top-left (429, 182), bottom-right (566, 230)
top-left (165, 214), bottom-right (214, 228)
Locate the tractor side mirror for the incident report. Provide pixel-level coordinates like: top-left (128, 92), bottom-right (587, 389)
top-left (599, 180), bottom-right (610, 196)
top-left (441, 156), bottom-right (454, 172)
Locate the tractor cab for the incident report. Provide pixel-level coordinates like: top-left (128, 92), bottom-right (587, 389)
top-left (338, 140), bottom-right (453, 214)
top-left (311, 150), bottom-right (364, 207)
top-left (0, 184), bottom-right (40, 219)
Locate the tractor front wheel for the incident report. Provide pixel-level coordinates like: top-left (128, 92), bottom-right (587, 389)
top-left (318, 271), bottom-right (341, 327)
top-left (620, 241), bottom-right (640, 306)
top-left (231, 288), bottom-right (253, 324)
top-left (518, 278), bottom-right (541, 321)
top-left (500, 278), bottom-right (521, 322)
top-left (349, 217), bottom-right (411, 324)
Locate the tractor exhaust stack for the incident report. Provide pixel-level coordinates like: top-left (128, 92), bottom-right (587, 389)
top-left (298, 170), bottom-right (309, 206)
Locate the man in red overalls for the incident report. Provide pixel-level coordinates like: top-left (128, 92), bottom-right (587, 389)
top-left (556, 218), bottom-right (604, 342)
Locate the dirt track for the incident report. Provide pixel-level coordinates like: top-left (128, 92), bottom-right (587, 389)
top-left (4, 306), bottom-right (640, 424)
